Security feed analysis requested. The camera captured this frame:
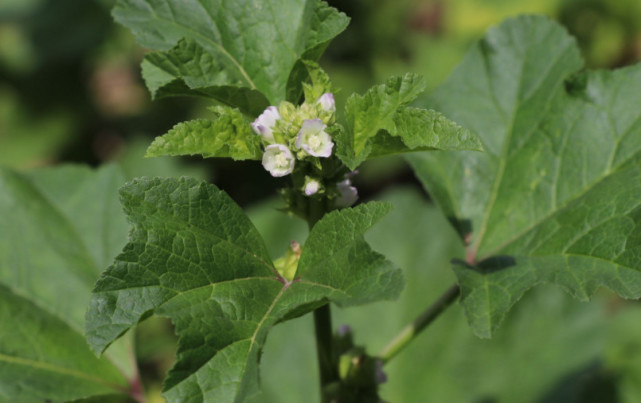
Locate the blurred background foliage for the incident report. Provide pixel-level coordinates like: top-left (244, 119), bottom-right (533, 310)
top-left (2, 0), bottom-right (641, 402)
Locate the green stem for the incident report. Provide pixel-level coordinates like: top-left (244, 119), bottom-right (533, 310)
top-left (378, 284), bottom-right (460, 364)
top-left (314, 304), bottom-right (336, 402)
top-left (304, 198), bottom-right (336, 401)
top-left (306, 197), bottom-right (326, 229)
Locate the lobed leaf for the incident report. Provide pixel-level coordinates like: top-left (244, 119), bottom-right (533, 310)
top-left (336, 74), bottom-right (483, 170)
top-left (253, 188), bottom-right (624, 403)
top-left (86, 177), bottom-right (402, 402)
top-left (146, 106), bottom-right (263, 160)
top-left (114, 0), bottom-right (349, 112)
top-left (408, 15), bottom-right (641, 337)
top-left (0, 166), bottom-right (133, 401)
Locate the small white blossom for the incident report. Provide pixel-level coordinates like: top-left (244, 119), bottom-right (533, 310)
top-left (336, 179), bottom-right (358, 207)
top-left (317, 93), bottom-right (335, 112)
top-left (304, 178), bottom-right (321, 196)
top-left (295, 119), bottom-right (334, 158)
top-left (262, 144), bottom-right (295, 177)
top-left (251, 106), bottom-right (280, 142)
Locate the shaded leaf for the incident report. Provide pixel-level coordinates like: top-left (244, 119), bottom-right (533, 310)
top-left (86, 177), bottom-right (402, 402)
top-left (114, 0), bottom-right (349, 111)
top-left (0, 165), bottom-right (133, 401)
top-left (146, 106), bottom-right (263, 160)
top-left (140, 39), bottom-right (271, 116)
top-left (408, 15), bottom-right (641, 337)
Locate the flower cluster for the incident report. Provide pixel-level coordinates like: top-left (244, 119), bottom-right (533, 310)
top-left (251, 92), bottom-right (358, 207)
top-left (250, 92), bottom-right (358, 207)
top-left (252, 93), bottom-right (335, 177)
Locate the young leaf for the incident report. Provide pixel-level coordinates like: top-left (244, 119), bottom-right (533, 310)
top-left (336, 74), bottom-right (483, 170)
top-left (408, 15), bottom-right (641, 337)
top-left (0, 166), bottom-right (133, 401)
top-left (146, 106), bottom-right (263, 160)
top-left (86, 177), bottom-right (402, 402)
top-left (114, 0), bottom-right (349, 112)
top-left (299, 60), bottom-right (334, 104)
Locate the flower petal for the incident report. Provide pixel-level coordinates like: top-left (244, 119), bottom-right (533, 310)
top-left (317, 93), bottom-right (336, 112)
top-left (262, 144), bottom-right (295, 177)
top-left (252, 106), bottom-right (281, 142)
top-left (296, 119), bottom-right (334, 158)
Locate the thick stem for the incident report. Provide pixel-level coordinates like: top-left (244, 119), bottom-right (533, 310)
top-left (314, 304), bottom-right (336, 402)
top-left (305, 200), bottom-right (337, 401)
top-left (378, 284), bottom-right (460, 364)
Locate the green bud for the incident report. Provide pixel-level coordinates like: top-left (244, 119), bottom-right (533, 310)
top-left (273, 240), bottom-right (302, 281)
top-left (277, 101), bottom-right (297, 122)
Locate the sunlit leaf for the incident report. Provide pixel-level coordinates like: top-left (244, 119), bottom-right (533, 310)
top-left (114, 0), bottom-right (349, 113)
top-left (408, 15), bottom-right (641, 337)
top-left (146, 106), bottom-right (263, 161)
top-left (86, 177), bottom-right (402, 402)
top-left (336, 74), bottom-right (482, 170)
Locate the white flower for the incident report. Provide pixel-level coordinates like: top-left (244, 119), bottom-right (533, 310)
top-left (317, 93), bottom-right (335, 112)
top-left (251, 106), bottom-right (280, 142)
top-left (262, 144), bottom-right (295, 177)
top-left (295, 119), bottom-right (334, 158)
top-left (304, 178), bottom-right (321, 196)
top-left (336, 179), bottom-right (358, 207)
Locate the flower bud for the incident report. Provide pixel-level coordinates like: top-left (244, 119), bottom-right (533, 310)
top-left (303, 177), bottom-right (321, 196)
top-left (317, 93), bottom-right (335, 112)
top-left (336, 179), bottom-right (358, 207)
top-left (262, 144), bottom-right (295, 177)
top-left (295, 119), bottom-right (334, 158)
top-left (251, 106), bottom-right (280, 142)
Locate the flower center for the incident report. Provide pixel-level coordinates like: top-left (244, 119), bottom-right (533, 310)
top-left (275, 153), bottom-right (289, 167)
top-left (308, 134), bottom-right (322, 149)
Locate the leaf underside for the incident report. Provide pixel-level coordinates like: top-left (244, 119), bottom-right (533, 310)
top-left (86, 177), bottom-right (402, 402)
top-left (408, 15), bottom-right (641, 337)
top-left (113, 0), bottom-right (349, 113)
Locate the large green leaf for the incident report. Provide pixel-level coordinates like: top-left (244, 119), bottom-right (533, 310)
top-left (408, 15), bottom-right (641, 337)
top-left (0, 165), bottom-right (134, 401)
top-left (336, 74), bottom-right (483, 170)
top-left (86, 177), bottom-right (402, 402)
top-left (113, 0), bottom-right (349, 113)
top-left (250, 188), bottom-right (629, 403)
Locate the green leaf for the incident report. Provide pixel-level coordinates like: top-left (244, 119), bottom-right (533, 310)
top-left (146, 106), bottom-right (263, 160)
top-left (0, 165), bottom-right (133, 401)
top-left (336, 74), bottom-right (482, 170)
top-left (299, 60), bottom-right (333, 104)
top-left (86, 177), bottom-right (402, 402)
top-left (408, 15), bottom-right (641, 337)
top-left (252, 188), bottom-right (622, 403)
top-left (114, 0), bottom-right (349, 111)
top-left (140, 39), bottom-right (271, 116)
top-left (371, 107), bottom-right (483, 157)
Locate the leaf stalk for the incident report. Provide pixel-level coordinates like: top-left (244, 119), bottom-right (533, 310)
top-left (378, 284), bottom-right (460, 364)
